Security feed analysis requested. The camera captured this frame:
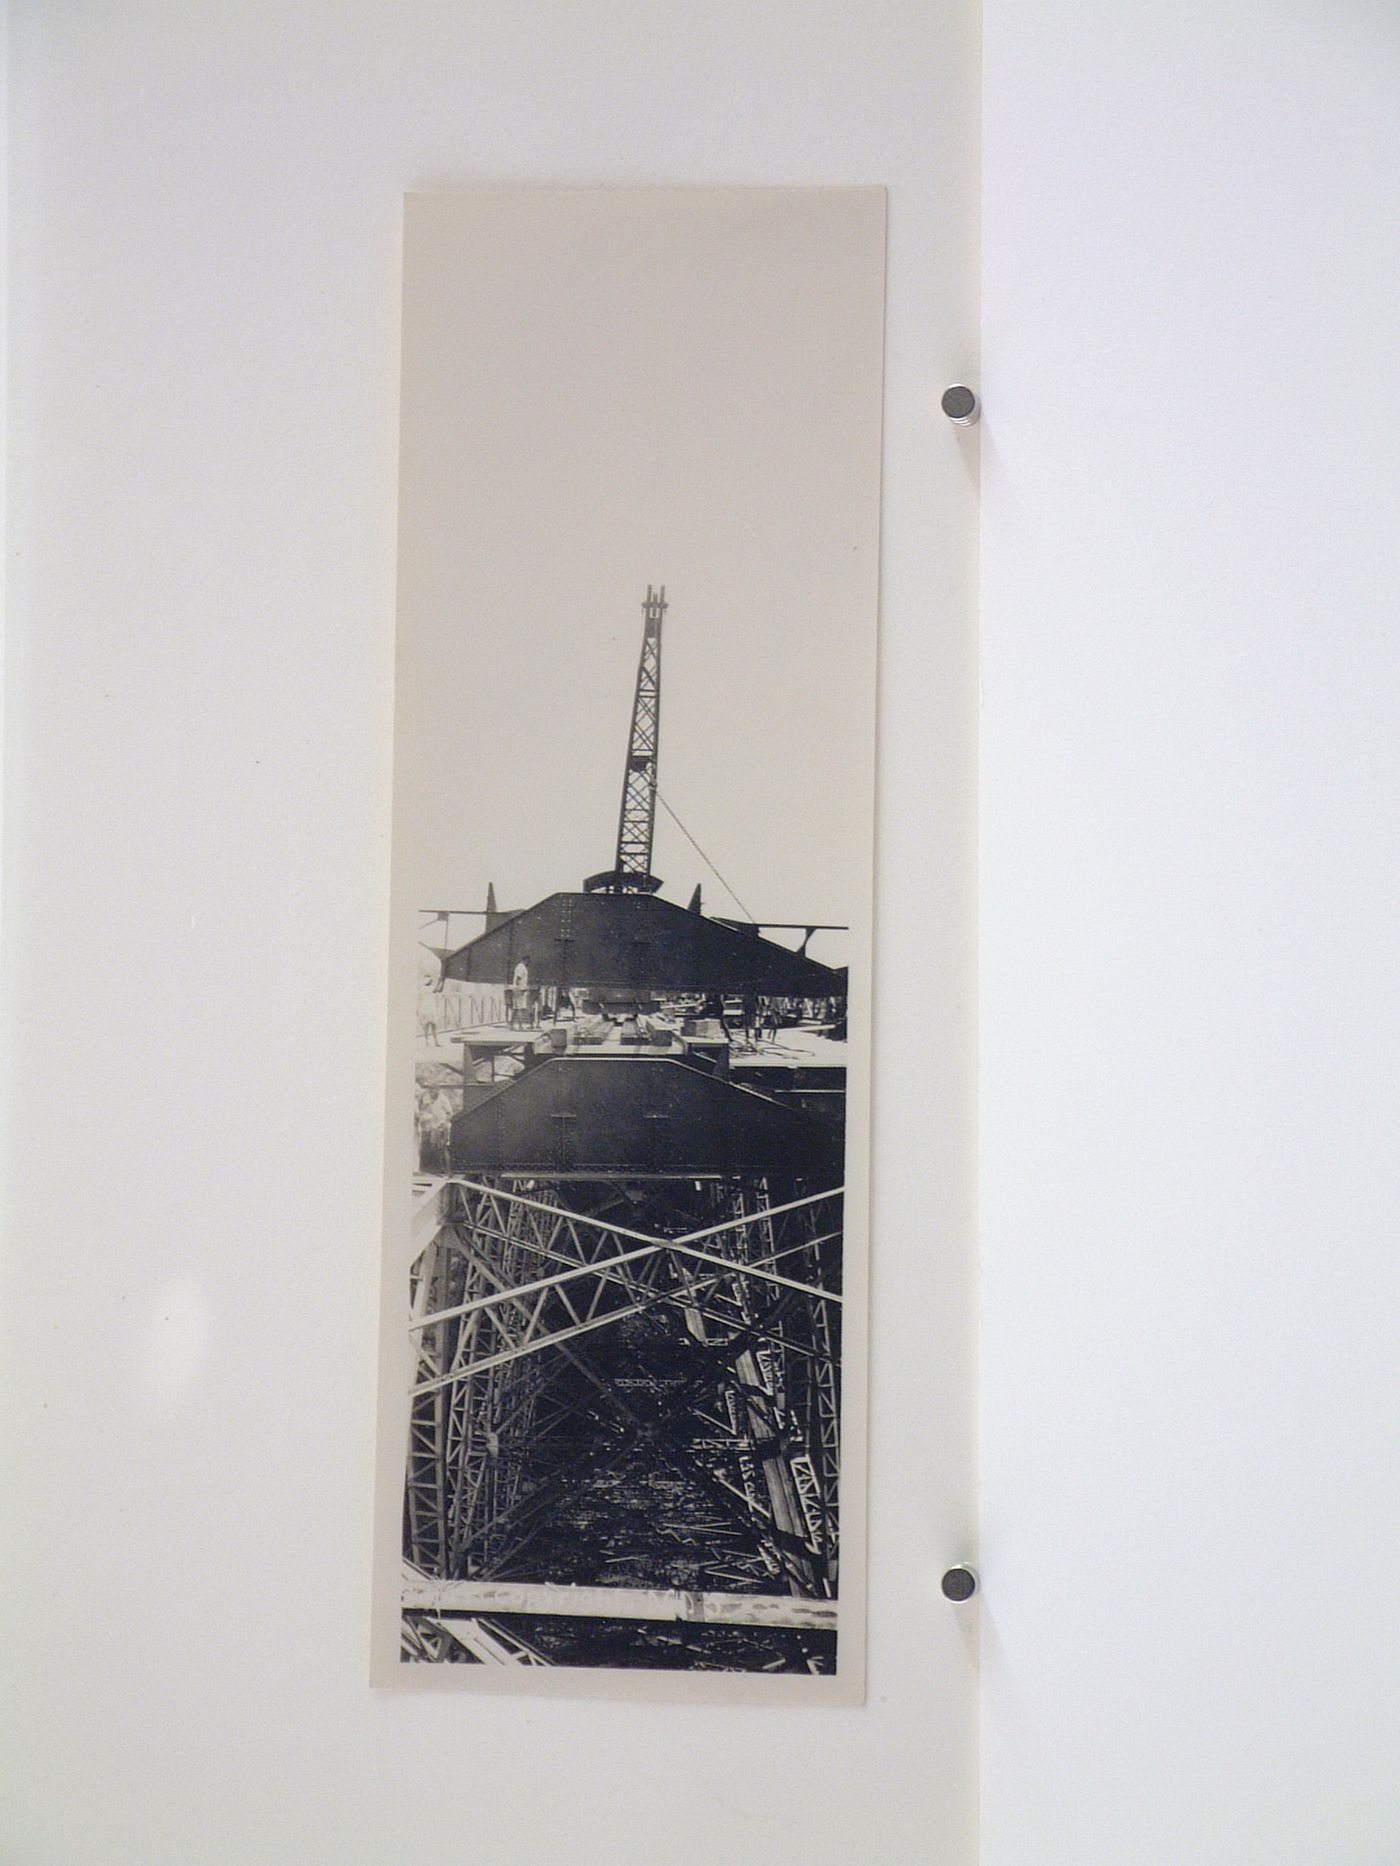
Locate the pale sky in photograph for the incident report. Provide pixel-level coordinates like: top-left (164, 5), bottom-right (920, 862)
top-left (392, 188), bottom-right (885, 964)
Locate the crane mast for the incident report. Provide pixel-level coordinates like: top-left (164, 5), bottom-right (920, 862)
top-left (583, 584), bottom-right (666, 895)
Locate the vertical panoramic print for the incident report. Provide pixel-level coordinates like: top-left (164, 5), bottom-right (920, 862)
top-left (373, 188), bottom-right (885, 1701)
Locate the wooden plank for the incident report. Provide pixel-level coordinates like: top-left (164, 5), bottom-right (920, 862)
top-left (401, 1572), bottom-right (838, 1631)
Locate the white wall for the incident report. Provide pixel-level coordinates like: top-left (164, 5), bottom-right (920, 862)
top-left (980, 2), bottom-right (1400, 1859)
top-left (29, 2), bottom-right (1391, 1856)
top-left (1, 5), bottom-right (978, 1864)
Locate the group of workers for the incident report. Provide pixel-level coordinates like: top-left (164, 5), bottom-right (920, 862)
top-left (414, 958), bottom-right (847, 1172)
top-left (421, 961), bottom-right (844, 1049)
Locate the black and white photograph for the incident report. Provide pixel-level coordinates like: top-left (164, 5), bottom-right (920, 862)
top-left (373, 188), bottom-right (885, 1698)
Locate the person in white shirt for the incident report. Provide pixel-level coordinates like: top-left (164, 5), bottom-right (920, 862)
top-left (509, 956), bottom-right (531, 1028)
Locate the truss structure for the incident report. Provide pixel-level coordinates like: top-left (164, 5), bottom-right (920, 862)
top-left (583, 585), bottom-right (667, 897)
top-left (613, 584), bottom-right (664, 888)
top-left (402, 1172), bottom-right (843, 1669)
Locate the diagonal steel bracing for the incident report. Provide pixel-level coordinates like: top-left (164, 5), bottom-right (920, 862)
top-left (403, 1175), bottom-right (843, 1641)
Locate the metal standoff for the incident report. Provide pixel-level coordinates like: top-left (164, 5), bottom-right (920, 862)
top-left (940, 384), bottom-right (980, 426)
top-left (941, 1565), bottom-right (979, 1602)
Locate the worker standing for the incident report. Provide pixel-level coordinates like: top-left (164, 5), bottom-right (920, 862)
top-left (419, 981), bottom-right (440, 1047)
top-left (510, 955), bottom-right (531, 1028)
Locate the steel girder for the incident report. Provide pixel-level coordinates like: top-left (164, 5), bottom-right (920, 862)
top-left (402, 1175), bottom-right (843, 1664)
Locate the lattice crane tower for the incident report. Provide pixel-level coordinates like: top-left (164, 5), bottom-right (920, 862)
top-left (584, 584), bottom-right (666, 896)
